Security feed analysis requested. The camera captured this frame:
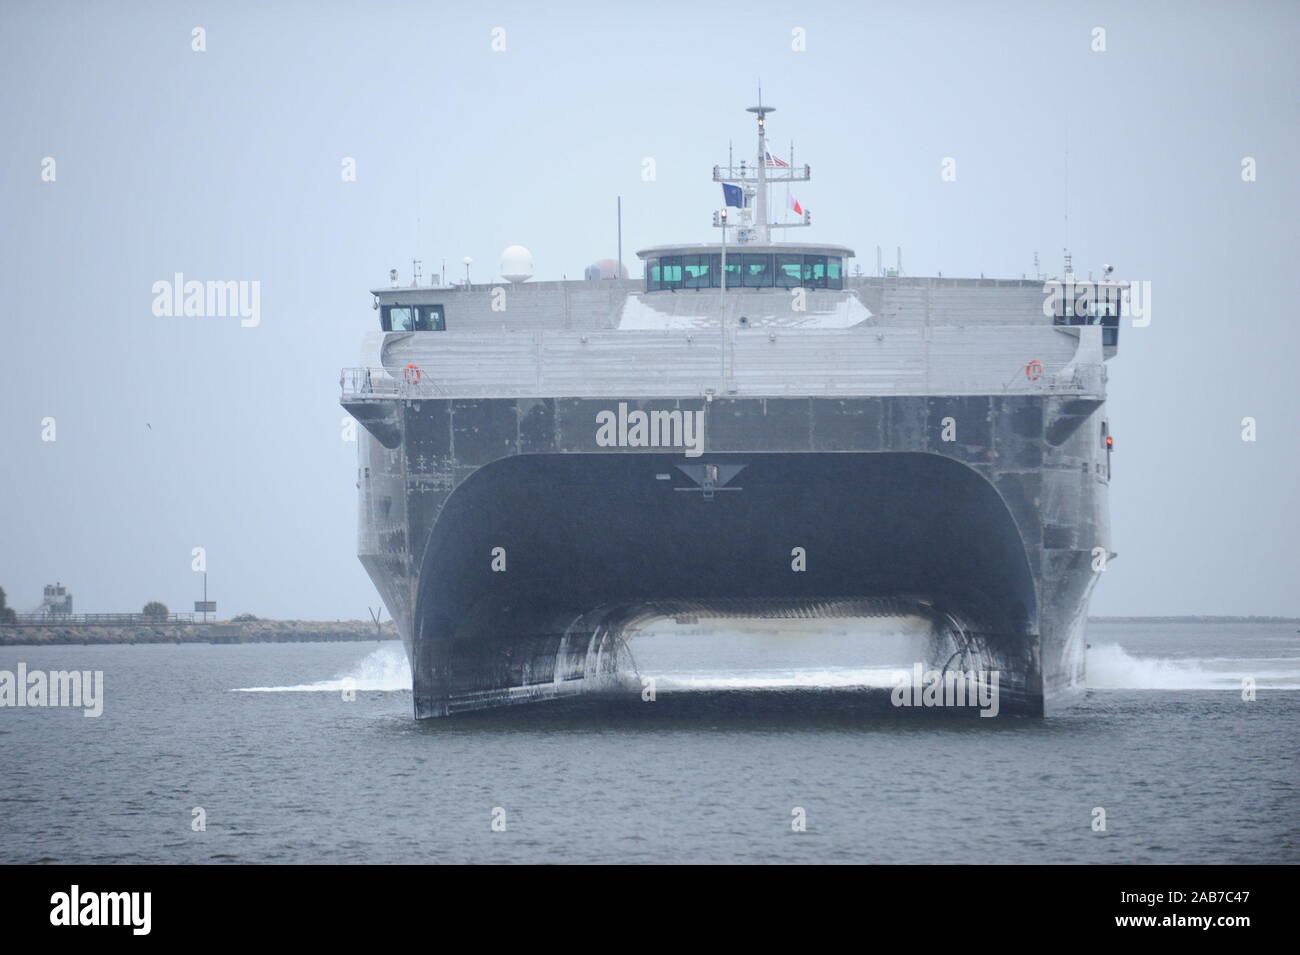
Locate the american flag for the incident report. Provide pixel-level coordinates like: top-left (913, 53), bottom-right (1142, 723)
top-left (764, 151), bottom-right (789, 167)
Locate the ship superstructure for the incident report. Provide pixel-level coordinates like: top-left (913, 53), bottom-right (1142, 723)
top-left (341, 105), bottom-right (1122, 717)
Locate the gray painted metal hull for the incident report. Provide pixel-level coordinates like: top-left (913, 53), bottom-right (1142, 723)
top-left (345, 391), bottom-right (1108, 717)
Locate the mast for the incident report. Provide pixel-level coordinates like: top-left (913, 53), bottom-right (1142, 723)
top-left (713, 100), bottom-right (811, 245)
top-left (748, 99), bottom-right (774, 244)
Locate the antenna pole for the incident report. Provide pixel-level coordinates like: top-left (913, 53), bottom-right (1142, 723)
top-left (756, 110), bottom-right (768, 243)
top-left (617, 196), bottom-right (623, 280)
top-left (720, 207), bottom-right (727, 387)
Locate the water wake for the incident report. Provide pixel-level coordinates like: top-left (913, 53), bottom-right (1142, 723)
top-left (232, 645), bottom-right (412, 693)
top-left (1086, 643), bottom-right (1300, 690)
top-left (229, 641), bottom-right (1300, 695)
top-left (653, 666), bottom-right (910, 690)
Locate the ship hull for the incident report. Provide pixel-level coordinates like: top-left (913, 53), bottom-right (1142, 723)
top-left (348, 394), bottom-right (1108, 718)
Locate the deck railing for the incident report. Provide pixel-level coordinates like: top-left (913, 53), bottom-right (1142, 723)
top-left (340, 323), bottom-right (1104, 401)
top-left (340, 367), bottom-right (445, 399)
top-left (340, 359), bottom-right (1102, 401)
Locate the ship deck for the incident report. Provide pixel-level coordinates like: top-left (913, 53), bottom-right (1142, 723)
top-left (347, 275), bottom-right (1111, 401)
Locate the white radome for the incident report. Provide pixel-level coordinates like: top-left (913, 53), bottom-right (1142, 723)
top-left (501, 245), bottom-right (534, 283)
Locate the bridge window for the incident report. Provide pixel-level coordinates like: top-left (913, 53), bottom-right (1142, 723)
top-left (775, 254), bottom-right (803, 288)
top-left (1097, 287), bottom-right (1120, 346)
top-left (381, 304), bottom-right (445, 331)
top-left (1050, 284), bottom-right (1120, 346)
top-left (417, 305), bottom-right (445, 330)
top-left (645, 253), bottom-right (845, 291)
top-left (382, 306), bottom-right (414, 331)
top-left (827, 257), bottom-right (843, 289)
top-left (648, 255), bottom-right (683, 291)
top-left (803, 255), bottom-right (828, 289)
top-left (661, 257), bottom-right (683, 287)
top-left (740, 253), bottom-right (774, 287)
top-left (682, 254), bottom-right (711, 289)
top-left (715, 254), bottom-right (741, 286)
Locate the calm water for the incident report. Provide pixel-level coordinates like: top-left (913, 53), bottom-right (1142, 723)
top-left (1, 622), bottom-right (1296, 864)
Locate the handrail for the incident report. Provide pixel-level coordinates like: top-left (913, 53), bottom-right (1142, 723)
top-left (340, 367), bottom-right (445, 399)
top-left (338, 357), bottom-right (1104, 401)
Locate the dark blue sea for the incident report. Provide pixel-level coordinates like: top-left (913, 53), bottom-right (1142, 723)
top-left (1, 621), bottom-right (1296, 864)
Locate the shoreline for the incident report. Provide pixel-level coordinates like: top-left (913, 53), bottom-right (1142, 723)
top-left (0, 616), bottom-right (1295, 647)
top-left (1087, 616), bottom-right (1300, 624)
top-left (0, 619), bottom-right (398, 646)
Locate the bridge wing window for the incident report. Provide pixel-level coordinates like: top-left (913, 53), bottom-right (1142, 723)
top-left (381, 305), bottom-right (444, 331)
top-left (1050, 289), bottom-right (1068, 324)
top-left (416, 305), bottom-right (445, 330)
top-left (1050, 283), bottom-right (1121, 346)
top-left (381, 306), bottom-right (414, 331)
top-left (1098, 286), bottom-right (1120, 346)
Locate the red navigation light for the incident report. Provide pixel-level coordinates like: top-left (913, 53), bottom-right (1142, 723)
top-left (1106, 436), bottom-right (1114, 449)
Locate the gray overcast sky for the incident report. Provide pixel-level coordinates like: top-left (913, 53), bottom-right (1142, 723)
top-left (1, 0), bottom-right (1297, 618)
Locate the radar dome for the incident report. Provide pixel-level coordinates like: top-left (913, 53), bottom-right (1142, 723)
top-left (584, 258), bottom-right (629, 280)
top-left (500, 245), bottom-right (534, 283)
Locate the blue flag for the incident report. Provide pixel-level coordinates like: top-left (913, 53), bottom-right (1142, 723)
top-left (722, 183), bottom-right (745, 208)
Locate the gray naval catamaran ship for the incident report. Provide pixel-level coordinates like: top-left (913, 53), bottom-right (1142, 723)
top-left (341, 104), bottom-right (1122, 717)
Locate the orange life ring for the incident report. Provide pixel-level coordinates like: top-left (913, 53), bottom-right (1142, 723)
top-left (403, 363), bottom-right (422, 385)
top-left (1025, 359), bottom-right (1043, 381)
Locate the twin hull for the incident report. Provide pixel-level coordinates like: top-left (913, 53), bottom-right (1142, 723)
top-left (347, 392), bottom-right (1110, 717)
